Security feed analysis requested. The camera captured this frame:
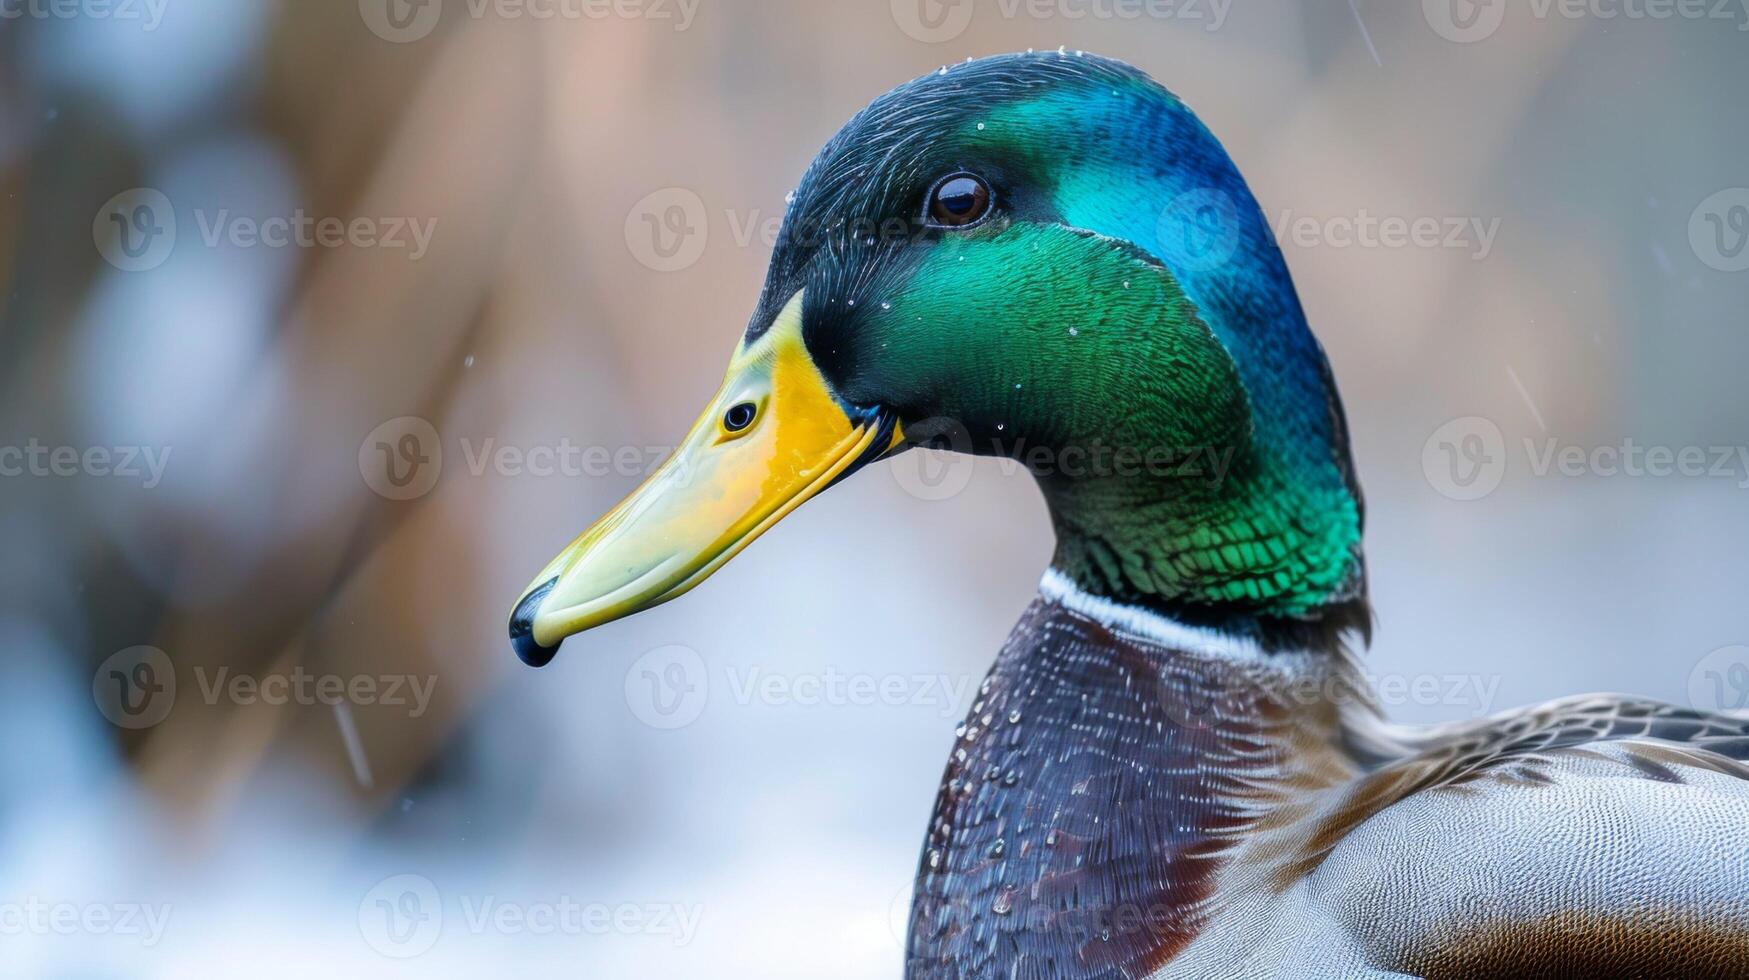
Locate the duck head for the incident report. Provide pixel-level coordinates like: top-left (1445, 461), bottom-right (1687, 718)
top-left (510, 52), bottom-right (1368, 667)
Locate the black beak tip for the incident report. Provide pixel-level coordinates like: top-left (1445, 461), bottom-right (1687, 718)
top-left (508, 577), bottom-right (561, 668)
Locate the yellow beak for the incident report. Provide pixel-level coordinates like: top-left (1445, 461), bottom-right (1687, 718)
top-left (508, 292), bottom-right (900, 666)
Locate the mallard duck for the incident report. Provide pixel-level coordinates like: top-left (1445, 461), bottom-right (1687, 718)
top-left (509, 53), bottom-right (1749, 978)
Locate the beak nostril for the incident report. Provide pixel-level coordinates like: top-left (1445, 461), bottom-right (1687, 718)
top-left (508, 577), bottom-right (561, 667)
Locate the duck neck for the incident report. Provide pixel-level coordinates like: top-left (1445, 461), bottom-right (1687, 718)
top-left (1038, 427), bottom-right (1368, 654)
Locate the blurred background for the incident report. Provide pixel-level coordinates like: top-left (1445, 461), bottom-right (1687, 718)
top-left (2, 1), bottom-right (1746, 975)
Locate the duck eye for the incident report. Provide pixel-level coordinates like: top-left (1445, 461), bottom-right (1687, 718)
top-left (723, 402), bottom-right (757, 433)
top-left (926, 173), bottom-right (992, 228)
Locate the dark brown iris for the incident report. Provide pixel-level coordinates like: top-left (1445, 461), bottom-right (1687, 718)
top-left (927, 173), bottom-right (992, 228)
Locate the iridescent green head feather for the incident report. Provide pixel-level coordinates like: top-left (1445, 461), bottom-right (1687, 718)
top-left (511, 51), bottom-right (1367, 664)
top-left (753, 52), bottom-right (1367, 646)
